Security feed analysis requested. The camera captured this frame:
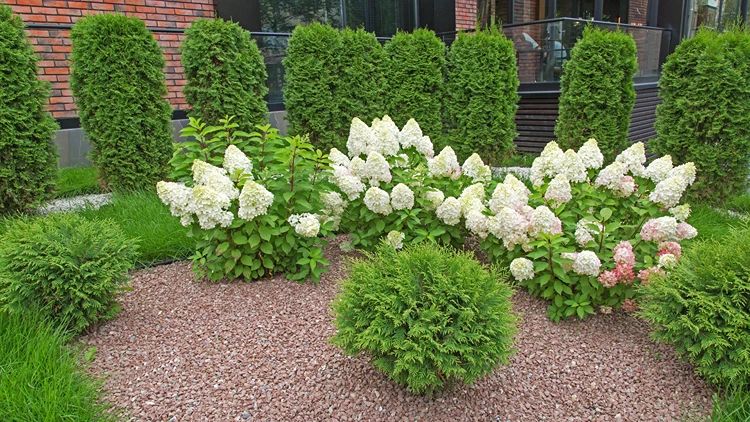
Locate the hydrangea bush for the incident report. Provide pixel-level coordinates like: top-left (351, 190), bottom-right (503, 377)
top-left (480, 140), bottom-right (698, 321)
top-left (159, 118), bottom-right (332, 282)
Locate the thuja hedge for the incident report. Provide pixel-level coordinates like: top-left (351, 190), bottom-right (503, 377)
top-left (70, 14), bottom-right (173, 192)
top-left (651, 28), bottom-right (750, 204)
top-left (445, 24), bottom-right (518, 164)
top-left (555, 26), bottom-right (637, 162)
top-left (384, 28), bottom-right (446, 144)
top-left (0, 4), bottom-right (58, 214)
top-left (181, 18), bottom-right (268, 132)
top-left (283, 22), bottom-right (342, 151)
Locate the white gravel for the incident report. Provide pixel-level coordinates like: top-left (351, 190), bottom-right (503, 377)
top-left (38, 193), bottom-right (112, 215)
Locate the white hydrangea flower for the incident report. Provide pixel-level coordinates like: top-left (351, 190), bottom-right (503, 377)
top-left (288, 213), bottom-right (320, 237)
top-left (192, 160), bottom-right (239, 201)
top-left (458, 183), bottom-right (486, 216)
top-left (223, 145), bottom-right (253, 179)
top-left (321, 191), bottom-right (347, 215)
top-left (544, 174), bottom-right (572, 206)
top-left (462, 153), bottom-right (491, 183)
top-left (423, 188), bottom-right (445, 211)
top-left (595, 162), bottom-right (627, 191)
top-left (330, 165), bottom-right (366, 200)
top-left (465, 209), bottom-right (489, 239)
top-left (510, 258), bottom-right (535, 282)
top-left (645, 155), bottom-right (673, 184)
top-left (669, 204), bottom-right (691, 222)
top-left (191, 184), bottom-right (235, 229)
top-left (640, 216), bottom-right (678, 243)
top-left (529, 205), bottom-right (562, 237)
top-left (390, 183), bottom-right (415, 210)
top-left (575, 219), bottom-right (601, 247)
top-left (489, 173), bottom-right (530, 214)
top-left (436, 196), bottom-right (462, 226)
top-left (578, 138), bottom-right (604, 170)
top-left (346, 117), bottom-right (375, 157)
top-left (668, 162), bottom-right (697, 186)
top-left (157, 181), bottom-right (195, 227)
top-left (615, 142), bottom-right (647, 177)
top-left (416, 136), bottom-right (435, 158)
top-left (530, 141), bottom-right (564, 186)
top-left (428, 146), bottom-right (461, 178)
top-left (370, 115), bottom-right (400, 157)
top-left (329, 148), bottom-right (351, 168)
top-left (572, 250), bottom-right (602, 277)
top-left (487, 207), bottom-right (530, 250)
top-left (386, 230), bottom-right (405, 249)
top-left (364, 151), bottom-right (392, 186)
top-left (238, 180), bottom-right (274, 221)
top-left (649, 176), bottom-right (688, 208)
top-left (676, 221), bottom-right (698, 240)
top-left (399, 118), bottom-right (423, 149)
top-left (348, 156), bottom-right (367, 180)
top-left (559, 149), bottom-right (587, 183)
top-left (363, 186), bottom-right (392, 215)
top-left (658, 253), bottom-right (678, 270)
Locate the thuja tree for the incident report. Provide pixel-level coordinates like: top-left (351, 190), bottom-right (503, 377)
top-left (70, 14), bottom-right (173, 191)
top-left (651, 28), bottom-right (750, 204)
top-left (555, 26), bottom-right (637, 162)
top-left (181, 18), bottom-right (268, 132)
top-left (283, 22), bottom-right (341, 151)
top-left (445, 24), bottom-right (519, 164)
top-left (0, 4), bottom-right (58, 213)
top-left (334, 27), bottom-right (387, 147)
top-left (384, 28), bottom-right (446, 141)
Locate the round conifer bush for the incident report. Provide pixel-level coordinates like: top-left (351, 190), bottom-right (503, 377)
top-left (181, 18), bottom-right (268, 132)
top-left (70, 14), bottom-right (173, 192)
top-left (0, 213), bottom-right (138, 335)
top-left (638, 224), bottom-right (750, 388)
top-left (331, 242), bottom-right (517, 395)
top-left (0, 4), bottom-right (59, 214)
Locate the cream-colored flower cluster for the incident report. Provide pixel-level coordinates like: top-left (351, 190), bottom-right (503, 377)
top-left (223, 145), bottom-right (253, 179)
top-left (510, 258), bottom-right (534, 282)
top-left (428, 146), bottom-right (461, 179)
top-left (649, 162), bottom-right (696, 208)
top-left (346, 116), bottom-right (433, 159)
top-left (288, 213), bottom-right (321, 237)
top-left (386, 230), bottom-right (405, 249)
top-left (462, 153), bottom-right (491, 183)
top-left (363, 186), bottom-right (392, 215)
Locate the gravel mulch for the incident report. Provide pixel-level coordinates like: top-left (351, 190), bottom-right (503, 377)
top-left (82, 237), bottom-right (713, 422)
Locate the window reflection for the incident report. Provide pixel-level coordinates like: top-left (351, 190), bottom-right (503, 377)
top-left (260, 0), bottom-right (344, 32)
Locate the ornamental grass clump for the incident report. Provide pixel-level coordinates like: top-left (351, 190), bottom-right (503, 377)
top-left (181, 18), bottom-right (268, 133)
top-left (70, 13), bottom-right (173, 192)
top-left (159, 118), bottom-right (333, 283)
top-left (331, 242), bottom-right (517, 395)
top-left (0, 4), bottom-right (59, 214)
top-left (480, 140), bottom-right (698, 321)
top-left (638, 224), bottom-right (750, 388)
top-left (0, 213), bottom-right (138, 335)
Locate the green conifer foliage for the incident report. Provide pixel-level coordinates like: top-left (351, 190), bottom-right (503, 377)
top-left (651, 28), bottom-right (750, 204)
top-left (384, 28), bottom-right (446, 141)
top-left (70, 14), bottom-right (173, 191)
top-left (554, 26), bottom-right (637, 162)
top-left (181, 18), bottom-right (268, 132)
top-left (0, 4), bottom-right (58, 214)
top-left (445, 24), bottom-right (519, 163)
top-left (283, 22), bottom-right (341, 151)
top-left (335, 28), bottom-right (387, 148)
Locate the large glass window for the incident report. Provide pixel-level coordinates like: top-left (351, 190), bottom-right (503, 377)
top-left (345, 0), bottom-right (416, 37)
top-left (260, 0), bottom-right (344, 32)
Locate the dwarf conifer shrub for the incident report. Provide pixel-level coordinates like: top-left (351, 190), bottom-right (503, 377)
top-left (0, 4), bottom-right (58, 214)
top-left (283, 22), bottom-right (341, 151)
top-left (335, 28), bottom-right (387, 146)
top-left (638, 224), bottom-right (750, 388)
top-left (0, 213), bottom-right (138, 335)
top-left (555, 26), bottom-right (637, 162)
top-left (445, 24), bottom-right (519, 164)
top-left (70, 14), bottom-right (173, 192)
top-left (331, 242), bottom-right (517, 394)
top-left (651, 28), bottom-right (750, 204)
top-left (384, 29), bottom-right (446, 143)
top-left (181, 18), bottom-right (268, 132)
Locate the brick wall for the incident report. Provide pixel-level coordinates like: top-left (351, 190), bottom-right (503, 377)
top-left (455, 0), bottom-right (476, 30)
top-left (6, 0), bottom-right (214, 119)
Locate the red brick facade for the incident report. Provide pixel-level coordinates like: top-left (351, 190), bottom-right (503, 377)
top-left (455, 0), bottom-right (477, 30)
top-left (7, 0), bottom-right (213, 118)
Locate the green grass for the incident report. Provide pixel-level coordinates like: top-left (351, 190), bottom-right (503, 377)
top-left (77, 190), bottom-right (194, 266)
top-left (725, 193), bottom-right (750, 214)
top-left (0, 310), bottom-right (117, 421)
top-left (704, 386), bottom-right (750, 421)
top-left (685, 204), bottom-right (746, 243)
top-left (55, 166), bottom-right (101, 199)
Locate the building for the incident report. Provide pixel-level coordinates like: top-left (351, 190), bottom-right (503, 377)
top-left (6, 0), bottom-right (749, 164)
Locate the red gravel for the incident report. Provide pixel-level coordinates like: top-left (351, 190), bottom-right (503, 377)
top-left (81, 238), bottom-right (713, 421)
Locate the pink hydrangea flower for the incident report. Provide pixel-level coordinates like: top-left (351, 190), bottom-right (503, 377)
top-left (621, 298), bottom-right (639, 312)
top-left (613, 241), bottom-right (635, 266)
top-left (638, 267), bottom-right (666, 285)
top-left (676, 222), bottom-right (698, 240)
top-left (657, 241), bottom-right (682, 260)
top-left (614, 263), bottom-right (636, 284)
top-left (598, 270), bottom-right (618, 288)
